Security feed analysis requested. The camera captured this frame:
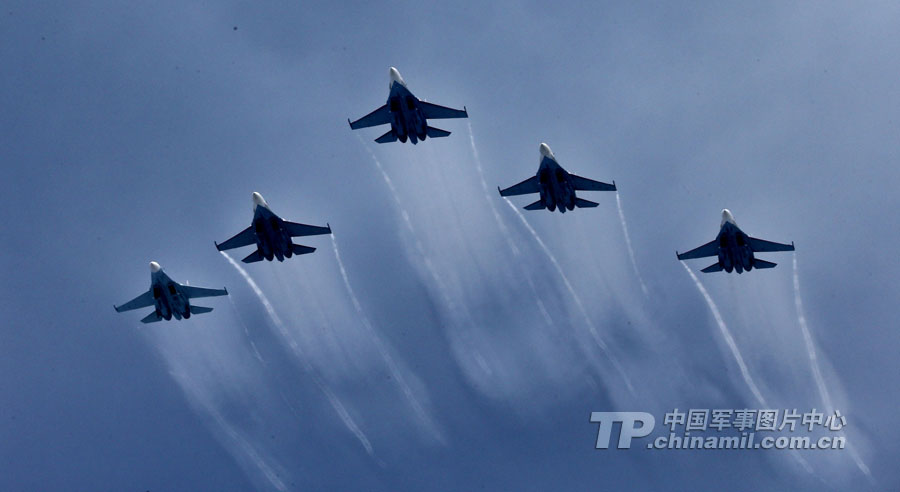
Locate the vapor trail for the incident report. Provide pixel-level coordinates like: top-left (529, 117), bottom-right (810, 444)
top-left (179, 370), bottom-right (288, 492)
top-left (220, 251), bottom-right (375, 457)
top-left (792, 253), bottom-right (872, 479)
top-left (502, 197), bottom-right (634, 395)
top-left (153, 339), bottom-right (291, 492)
top-left (279, 389), bottom-right (303, 420)
top-left (467, 122), bottom-right (517, 255)
top-left (681, 263), bottom-right (822, 475)
top-left (330, 233), bottom-right (444, 443)
top-left (615, 191), bottom-right (648, 296)
top-left (357, 135), bottom-right (507, 381)
top-left (679, 261), bottom-right (767, 406)
top-left (356, 134), bottom-right (420, 241)
top-left (227, 295), bottom-right (266, 364)
top-left (356, 135), bottom-right (467, 318)
top-left (467, 122), bottom-right (552, 327)
top-left (791, 254), bottom-right (832, 411)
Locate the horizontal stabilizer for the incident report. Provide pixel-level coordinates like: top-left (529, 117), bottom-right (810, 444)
top-left (701, 263), bottom-right (724, 273)
top-left (190, 305), bottom-right (213, 315)
top-left (141, 311), bottom-right (162, 323)
top-left (524, 200), bottom-right (546, 210)
top-left (242, 250), bottom-right (264, 263)
top-left (425, 126), bottom-right (451, 138)
top-left (752, 259), bottom-right (777, 269)
top-left (574, 198), bottom-right (599, 208)
top-left (291, 244), bottom-right (316, 256)
top-left (375, 130), bottom-right (397, 144)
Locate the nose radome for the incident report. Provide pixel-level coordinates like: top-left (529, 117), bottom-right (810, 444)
top-left (539, 143), bottom-right (553, 157)
top-left (389, 67), bottom-right (405, 86)
top-left (721, 209), bottom-right (736, 226)
top-left (252, 192), bottom-right (268, 209)
top-left (149, 261), bottom-right (161, 273)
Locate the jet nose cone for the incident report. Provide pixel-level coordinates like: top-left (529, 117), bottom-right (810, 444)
top-left (252, 192), bottom-right (268, 209)
top-left (149, 261), bottom-right (161, 273)
top-left (721, 209), bottom-right (736, 226)
top-left (389, 67), bottom-right (405, 86)
top-left (539, 143), bottom-right (553, 157)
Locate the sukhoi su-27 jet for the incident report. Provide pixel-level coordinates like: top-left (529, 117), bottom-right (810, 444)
top-left (348, 67), bottom-right (468, 144)
top-left (215, 192), bottom-right (331, 263)
top-left (677, 209), bottom-right (795, 273)
top-left (114, 262), bottom-right (228, 323)
top-left (498, 143), bottom-right (616, 213)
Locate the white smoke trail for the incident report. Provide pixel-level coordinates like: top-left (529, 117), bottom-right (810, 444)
top-left (279, 389), bottom-right (303, 421)
top-left (220, 251), bottom-right (376, 457)
top-left (179, 371), bottom-right (288, 492)
top-left (679, 261), bottom-right (768, 406)
top-left (357, 135), bottom-right (515, 386)
top-left (467, 122), bottom-right (552, 327)
top-left (154, 340), bottom-right (290, 492)
top-left (791, 254), bottom-right (832, 411)
top-left (792, 254), bottom-right (872, 479)
top-left (467, 122), bottom-right (517, 255)
top-left (680, 262), bottom-right (816, 475)
top-left (206, 408), bottom-right (287, 492)
top-left (615, 191), bottom-right (649, 296)
top-left (502, 197), bottom-right (634, 395)
top-left (330, 233), bottom-right (444, 443)
top-left (227, 295), bottom-right (266, 364)
top-left (356, 135), bottom-right (468, 320)
top-left (356, 134), bottom-right (420, 241)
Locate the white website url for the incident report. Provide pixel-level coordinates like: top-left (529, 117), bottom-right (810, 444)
top-left (648, 433), bottom-right (845, 450)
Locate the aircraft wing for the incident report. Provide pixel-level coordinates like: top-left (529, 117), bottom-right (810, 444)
top-left (349, 104), bottom-right (390, 129)
top-left (115, 290), bottom-right (154, 313)
top-left (499, 176), bottom-right (540, 197)
top-left (748, 237), bottom-right (795, 253)
top-left (677, 239), bottom-right (718, 260)
top-left (181, 285), bottom-right (228, 299)
top-left (284, 221), bottom-right (331, 237)
top-left (570, 174), bottom-right (616, 191)
top-left (216, 226), bottom-right (255, 251)
top-left (419, 101), bottom-right (468, 120)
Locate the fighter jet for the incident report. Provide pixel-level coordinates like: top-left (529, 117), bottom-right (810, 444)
top-left (215, 192), bottom-right (331, 263)
top-left (114, 262), bottom-right (228, 323)
top-left (498, 143), bottom-right (616, 213)
top-left (677, 209), bottom-right (795, 273)
top-left (348, 67), bottom-right (468, 144)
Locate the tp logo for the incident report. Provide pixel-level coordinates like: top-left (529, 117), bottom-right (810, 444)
top-left (590, 412), bottom-right (655, 449)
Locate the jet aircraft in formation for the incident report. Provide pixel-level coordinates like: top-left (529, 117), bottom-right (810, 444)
top-left (114, 262), bottom-right (228, 323)
top-left (499, 143), bottom-right (616, 213)
top-left (677, 209), bottom-right (795, 273)
top-left (117, 67), bottom-right (799, 324)
top-left (348, 67), bottom-right (468, 144)
top-left (215, 192), bottom-right (331, 263)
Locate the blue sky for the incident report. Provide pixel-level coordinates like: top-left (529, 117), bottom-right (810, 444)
top-left (2, 1), bottom-right (898, 490)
